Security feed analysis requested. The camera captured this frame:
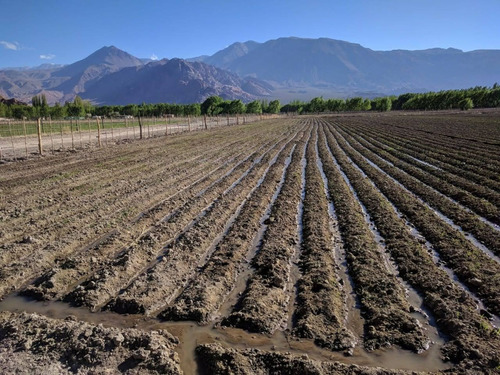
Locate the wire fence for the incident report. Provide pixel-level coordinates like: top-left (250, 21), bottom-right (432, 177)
top-left (0, 114), bottom-right (281, 161)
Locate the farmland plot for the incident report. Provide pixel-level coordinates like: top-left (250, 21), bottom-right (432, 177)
top-left (0, 112), bottom-right (499, 374)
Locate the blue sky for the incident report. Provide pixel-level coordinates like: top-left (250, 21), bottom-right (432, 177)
top-left (0, 0), bottom-right (499, 68)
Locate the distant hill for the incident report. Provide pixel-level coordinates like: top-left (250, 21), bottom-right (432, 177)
top-left (0, 46), bottom-right (271, 105)
top-left (1, 38), bottom-right (499, 105)
top-left (190, 37), bottom-right (500, 98)
top-left (82, 58), bottom-right (272, 105)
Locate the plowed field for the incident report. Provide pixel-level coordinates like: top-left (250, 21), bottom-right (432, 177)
top-left (0, 112), bottom-right (499, 374)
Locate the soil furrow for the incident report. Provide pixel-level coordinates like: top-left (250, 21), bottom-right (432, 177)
top-left (19, 142), bottom-right (272, 302)
top-left (347, 121), bottom-right (500, 192)
top-left (324, 121), bottom-right (500, 316)
top-left (159, 129), bottom-right (308, 323)
top-left (337, 123), bottom-right (500, 226)
top-left (220, 123), bottom-right (309, 335)
top-left (334, 124), bottom-right (500, 256)
top-left (288, 124), bottom-right (356, 352)
top-left (316, 124), bottom-right (428, 352)
top-left (345, 122), bottom-right (500, 210)
top-left (318, 121), bottom-right (500, 370)
top-left (100, 127), bottom-right (304, 315)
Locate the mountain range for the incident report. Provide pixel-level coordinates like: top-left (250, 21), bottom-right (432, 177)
top-left (1, 37), bottom-right (499, 105)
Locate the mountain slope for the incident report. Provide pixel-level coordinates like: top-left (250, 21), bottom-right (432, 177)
top-left (195, 37), bottom-right (500, 94)
top-left (52, 46), bottom-right (144, 100)
top-left (81, 58), bottom-right (272, 105)
top-left (1, 38), bottom-right (499, 105)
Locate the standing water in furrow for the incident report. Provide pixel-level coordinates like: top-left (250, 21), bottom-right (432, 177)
top-left (159, 129), bottom-right (308, 322)
top-left (326, 122), bottom-right (500, 317)
top-left (316, 124), bottom-right (428, 353)
top-left (20, 144), bottom-right (265, 303)
top-left (64, 128), bottom-right (302, 313)
top-left (291, 124), bottom-right (356, 352)
top-left (219, 124), bottom-right (311, 334)
top-left (99, 129), bottom-right (304, 316)
top-left (321, 120), bottom-right (500, 371)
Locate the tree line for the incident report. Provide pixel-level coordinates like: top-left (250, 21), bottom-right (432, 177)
top-left (1, 85), bottom-right (499, 120)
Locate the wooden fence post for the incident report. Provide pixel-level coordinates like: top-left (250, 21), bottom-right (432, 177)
top-left (22, 119), bottom-right (28, 157)
top-left (37, 118), bottom-right (43, 155)
top-left (188, 116), bottom-right (191, 132)
top-left (204, 115), bottom-right (207, 130)
top-left (8, 120), bottom-right (16, 159)
top-left (138, 116), bottom-right (143, 139)
top-left (70, 119), bottom-right (75, 150)
top-left (96, 118), bottom-right (101, 147)
top-left (60, 121), bottom-right (64, 149)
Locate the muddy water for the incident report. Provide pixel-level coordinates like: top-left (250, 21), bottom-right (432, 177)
top-left (337, 129), bottom-right (500, 264)
top-left (284, 132), bottom-right (309, 330)
top-left (0, 294), bottom-right (451, 374)
top-left (314, 134), bottom-right (363, 339)
top-left (323, 128), bottom-right (445, 349)
top-left (216, 146), bottom-right (296, 320)
top-left (326, 127), bottom-right (500, 330)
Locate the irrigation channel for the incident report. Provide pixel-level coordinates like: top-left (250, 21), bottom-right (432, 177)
top-left (0, 113), bottom-right (499, 374)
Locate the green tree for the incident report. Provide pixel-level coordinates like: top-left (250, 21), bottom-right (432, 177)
top-left (201, 96), bottom-right (224, 115)
top-left (373, 97), bottom-right (392, 112)
top-left (308, 97), bottom-right (326, 113)
top-left (245, 100), bottom-right (262, 114)
top-left (184, 103), bottom-right (201, 116)
top-left (459, 97), bottom-right (473, 110)
top-left (266, 99), bottom-right (281, 114)
top-left (50, 102), bottom-right (66, 119)
top-left (346, 97), bottom-right (363, 111)
top-left (32, 93), bottom-right (49, 118)
top-left (326, 99), bottom-right (345, 112)
top-left (123, 104), bottom-right (139, 117)
top-left (226, 100), bottom-right (245, 114)
top-left (66, 96), bottom-right (87, 117)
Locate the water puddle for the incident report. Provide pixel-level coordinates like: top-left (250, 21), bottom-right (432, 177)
top-left (217, 145), bottom-right (297, 320)
top-left (314, 131), bottom-right (363, 339)
top-left (285, 129), bottom-right (310, 331)
top-left (334, 127), bottom-right (500, 264)
top-left (0, 294), bottom-right (451, 374)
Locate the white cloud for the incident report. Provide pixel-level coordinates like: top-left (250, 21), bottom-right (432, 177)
top-left (40, 54), bottom-right (56, 60)
top-left (0, 41), bottom-right (20, 51)
top-left (150, 53), bottom-right (158, 61)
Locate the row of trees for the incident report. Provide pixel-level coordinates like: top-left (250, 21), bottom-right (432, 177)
top-left (282, 85), bottom-right (500, 114)
top-left (393, 85), bottom-right (500, 111)
top-left (0, 95), bottom-right (281, 120)
top-left (1, 85), bottom-right (499, 120)
top-left (0, 94), bottom-right (94, 120)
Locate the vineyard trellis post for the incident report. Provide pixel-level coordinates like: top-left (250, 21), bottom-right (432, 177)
top-left (103, 118), bottom-right (108, 145)
top-left (138, 116), bottom-right (143, 139)
top-left (78, 119), bottom-right (83, 148)
top-left (22, 119), bottom-right (28, 157)
top-left (70, 119), bottom-right (75, 150)
top-left (60, 120), bottom-right (64, 150)
top-left (97, 118), bottom-right (101, 147)
top-left (110, 118), bottom-right (114, 142)
top-left (37, 118), bottom-right (43, 155)
top-left (8, 120), bottom-right (16, 159)
top-left (88, 118), bottom-right (91, 145)
top-left (49, 118), bottom-right (54, 153)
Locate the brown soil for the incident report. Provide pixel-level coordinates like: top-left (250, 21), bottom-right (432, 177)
top-left (0, 114), bottom-right (499, 374)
